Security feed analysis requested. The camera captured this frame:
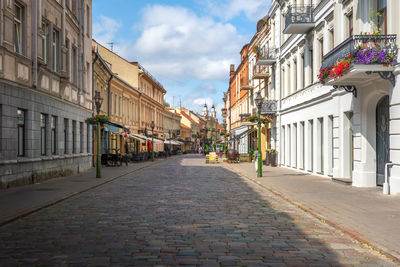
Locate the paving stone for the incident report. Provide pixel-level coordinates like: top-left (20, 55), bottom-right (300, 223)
top-left (0, 155), bottom-right (395, 266)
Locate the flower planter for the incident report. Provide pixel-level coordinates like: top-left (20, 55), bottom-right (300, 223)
top-left (268, 152), bottom-right (277, 167)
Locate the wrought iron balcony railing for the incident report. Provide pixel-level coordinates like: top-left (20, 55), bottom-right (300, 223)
top-left (256, 46), bottom-right (277, 65)
top-left (260, 100), bottom-right (277, 114)
top-left (321, 35), bottom-right (398, 70)
top-left (253, 65), bottom-right (270, 80)
top-left (284, 5), bottom-right (314, 34)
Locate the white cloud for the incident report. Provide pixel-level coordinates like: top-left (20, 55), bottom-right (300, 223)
top-left (205, 0), bottom-right (271, 22)
top-left (93, 15), bottom-right (134, 60)
top-left (93, 15), bottom-right (121, 45)
top-left (132, 5), bottom-right (246, 80)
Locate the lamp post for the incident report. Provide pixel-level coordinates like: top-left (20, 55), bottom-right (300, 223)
top-left (222, 108), bottom-right (227, 153)
top-left (255, 91), bottom-right (263, 177)
top-left (151, 120), bottom-right (155, 161)
top-left (94, 91), bottom-right (103, 178)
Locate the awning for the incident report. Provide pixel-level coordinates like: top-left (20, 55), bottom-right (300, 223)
top-left (132, 133), bottom-right (149, 141)
top-left (164, 140), bottom-right (182, 145)
top-left (104, 121), bottom-right (127, 133)
top-left (233, 128), bottom-right (256, 140)
top-left (129, 134), bottom-right (146, 143)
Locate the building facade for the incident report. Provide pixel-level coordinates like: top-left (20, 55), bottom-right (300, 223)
top-left (272, 0), bottom-right (400, 194)
top-left (93, 41), bottom-right (166, 154)
top-left (0, 0), bottom-right (93, 188)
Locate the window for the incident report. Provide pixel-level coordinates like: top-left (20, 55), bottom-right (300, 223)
top-left (329, 29), bottom-right (334, 51)
top-left (72, 46), bottom-right (77, 84)
top-left (86, 5), bottom-right (90, 36)
top-left (14, 3), bottom-right (23, 54)
top-left (80, 122), bottom-right (83, 153)
top-left (347, 13), bottom-right (353, 38)
top-left (51, 116), bottom-right (56, 154)
top-left (87, 124), bottom-right (90, 153)
top-left (17, 109), bottom-right (25, 156)
top-left (86, 62), bottom-right (90, 92)
top-left (52, 29), bottom-right (60, 72)
top-left (41, 21), bottom-right (48, 64)
top-left (65, 39), bottom-right (70, 78)
top-left (40, 114), bottom-right (47, 155)
top-left (72, 120), bottom-right (76, 153)
top-left (66, 0), bottom-right (70, 10)
top-left (64, 119), bottom-right (68, 154)
top-left (378, 0), bottom-right (387, 34)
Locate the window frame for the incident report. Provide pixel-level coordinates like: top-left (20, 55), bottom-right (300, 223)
top-left (40, 113), bottom-right (47, 156)
top-left (41, 21), bottom-right (49, 64)
top-left (64, 118), bottom-right (68, 154)
top-left (14, 2), bottom-right (24, 55)
top-left (72, 120), bottom-right (76, 154)
top-left (17, 109), bottom-right (25, 157)
top-left (51, 116), bottom-right (57, 154)
top-left (52, 28), bottom-right (60, 73)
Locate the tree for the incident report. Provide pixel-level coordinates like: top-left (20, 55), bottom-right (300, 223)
top-left (163, 100), bottom-right (170, 107)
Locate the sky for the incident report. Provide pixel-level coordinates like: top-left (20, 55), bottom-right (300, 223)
top-left (92, 0), bottom-right (271, 121)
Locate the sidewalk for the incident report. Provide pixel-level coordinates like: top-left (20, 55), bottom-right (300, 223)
top-left (0, 157), bottom-right (169, 226)
top-left (222, 161), bottom-right (400, 261)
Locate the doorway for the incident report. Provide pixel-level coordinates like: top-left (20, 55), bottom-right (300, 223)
top-left (376, 95), bottom-right (390, 186)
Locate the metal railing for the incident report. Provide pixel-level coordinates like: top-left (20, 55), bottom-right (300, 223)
top-left (285, 4), bottom-right (314, 28)
top-left (321, 35), bottom-right (398, 70)
top-left (253, 65), bottom-right (270, 77)
top-left (257, 45), bottom-right (277, 60)
top-left (261, 100), bottom-right (277, 114)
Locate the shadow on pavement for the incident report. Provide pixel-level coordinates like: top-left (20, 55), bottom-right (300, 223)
top-left (0, 154), bottom-right (391, 266)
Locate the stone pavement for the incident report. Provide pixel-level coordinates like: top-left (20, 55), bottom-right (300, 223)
top-left (222, 161), bottom-right (400, 262)
top-left (0, 157), bottom-right (166, 226)
top-left (0, 154), bottom-right (395, 266)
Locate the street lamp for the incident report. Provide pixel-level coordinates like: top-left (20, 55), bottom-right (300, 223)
top-left (94, 91), bottom-right (103, 178)
top-left (150, 120), bottom-right (155, 161)
top-left (255, 91), bottom-right (263, 177)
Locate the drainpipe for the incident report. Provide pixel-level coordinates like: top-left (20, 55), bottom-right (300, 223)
top-left (91, 51), bottom-right (99, 167)
top-left (78, 0), bottom-right (83, 104)
top-left (383, 162), bottom-right (400, 195)
top-left (107, 75), bottom-right (113, 116)
top-left (33, 0), bottom-right (38, 87)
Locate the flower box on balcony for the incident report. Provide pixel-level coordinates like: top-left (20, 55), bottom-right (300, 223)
top-left (320, 35), bottom-right (397, 87)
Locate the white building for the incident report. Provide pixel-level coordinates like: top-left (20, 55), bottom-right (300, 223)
top-left (267, 0), bottom-right (400, 194)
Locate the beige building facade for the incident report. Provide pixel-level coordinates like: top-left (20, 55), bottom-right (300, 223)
top-left (0, 0), bottom-right (93, 188)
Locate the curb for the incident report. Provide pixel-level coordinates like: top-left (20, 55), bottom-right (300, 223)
top-left (0, 158), bottom-right (167, 228)
top-left (222, 163), bottom-right (400, 264)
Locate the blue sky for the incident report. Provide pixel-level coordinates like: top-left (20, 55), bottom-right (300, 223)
top-left (93, 0), bottom-right (271, 121)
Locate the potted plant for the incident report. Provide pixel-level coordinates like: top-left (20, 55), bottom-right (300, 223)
top-left (268, 149), bottom-right (277, 167)
top-left (265, 149), bottom-right (270, 166)
top-left (248, 149), bottom-right (255, 162)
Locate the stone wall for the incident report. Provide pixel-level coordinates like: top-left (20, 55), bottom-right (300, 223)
top-left (0, 82), bottom-right (93, 189)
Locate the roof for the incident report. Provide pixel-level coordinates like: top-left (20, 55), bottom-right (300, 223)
top-left (94, 49), bottom-right (142, 95)
top-left (180, 123), bottom-right (191, 129)
top-left (180, 110), bottom-right (198, 125)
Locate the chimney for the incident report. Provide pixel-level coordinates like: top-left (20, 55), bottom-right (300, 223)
top-left (230, 64), bottom-right (235, 79)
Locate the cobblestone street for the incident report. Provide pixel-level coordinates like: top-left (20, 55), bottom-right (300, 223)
top-left (0, 155), bottom-right (394, 266)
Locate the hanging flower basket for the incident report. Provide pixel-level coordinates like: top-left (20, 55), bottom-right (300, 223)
top-left (85, 114), bottom-right (110, 126)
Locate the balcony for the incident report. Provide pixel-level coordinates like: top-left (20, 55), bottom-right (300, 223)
top-left (256, 46), bottom-right (277, 65)
top-left (240, 76), bottom-right (253, 91)
top-left (320, 35), bottom-right (398, 92)
top-left (260, 100), bottom-right (277, 115)
top-left (253, 65), bottom-right (270, 80)
top-left (283, 5), bottom-right (314, 34)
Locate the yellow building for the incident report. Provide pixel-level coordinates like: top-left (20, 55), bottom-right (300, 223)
top-left (93, 40), bottom-right (167, 155)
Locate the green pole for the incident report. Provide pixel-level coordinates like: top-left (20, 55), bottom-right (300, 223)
top-left (257, 113), bottom-right (262, 177)
top-left (96, 122), bottom-right (101, 178)
top-left (151, 134), bottom-right (154, 161)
